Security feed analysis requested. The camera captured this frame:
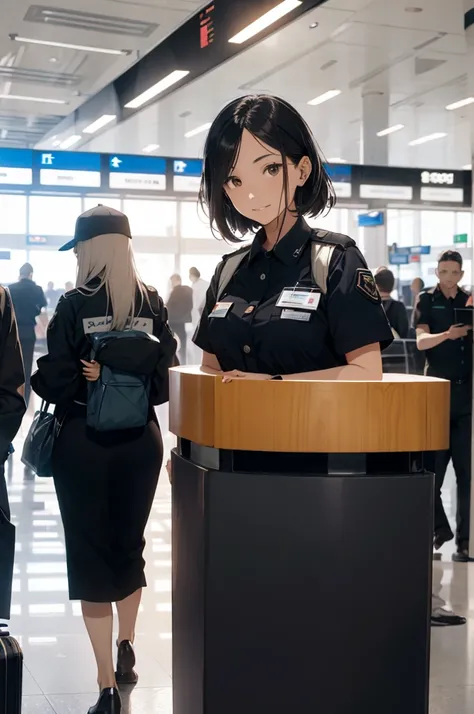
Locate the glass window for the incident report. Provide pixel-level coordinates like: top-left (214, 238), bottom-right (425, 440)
top-left (181, 201), bottom-right (213, 239)
top-left (421, 211), bottom-right (455, 247)
top-left (134, 253), bottom-right (176, 297)
top-left (455, 212), bottom-right (472, 244)
top-left (123, 199), bottom-right (177, 237)
top-left (31, 250), bottom-right (77, 296)
top-left (0, 250), bottom-right (27, 284)
top-left (83, 197), bottom-right (122, 212)
top-left (305, 209), bottom-right (339, 232)
top-left (180, 254), bottom-right (223, 283)
top-left (0, 195), bottom-right (27, 234)
top-left (387, 209), bottom-right (416, 248)
top-left (29, 197), bottom-right (82, 236)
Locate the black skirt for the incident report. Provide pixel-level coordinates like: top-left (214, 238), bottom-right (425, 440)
top-left (52, 406), bottom-right (163, 602)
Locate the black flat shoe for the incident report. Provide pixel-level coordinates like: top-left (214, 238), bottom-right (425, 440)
top-left (88, 688), bottom-right (121, 714)
top-left (116, 641), bottom-right (138, 685)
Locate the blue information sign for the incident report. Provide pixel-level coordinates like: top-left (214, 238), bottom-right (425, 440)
top-left (173, 158), bottom-right (203, 192)
top-left (34, 150), bottom-right (102, 188)
top-left (108, 155), bottom-right (167, 191)
top-left (408, 245), bottom-right (431, 255)
top-left (389, 253), bottom-right (409, 265)
top-left (0, 148), bottom-right (33, 185)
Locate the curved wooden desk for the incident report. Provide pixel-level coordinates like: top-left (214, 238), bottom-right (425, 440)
top-left (169, 369), bottom-right (449, 714)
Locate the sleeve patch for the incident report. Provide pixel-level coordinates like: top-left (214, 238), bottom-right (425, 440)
top-left (355, 269), bottom-right (380, 303)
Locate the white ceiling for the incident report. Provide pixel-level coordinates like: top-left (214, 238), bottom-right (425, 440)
top-left (0, 0), bottom-right (207, 146)
top-left (78, 0), bottom-right (474, 169)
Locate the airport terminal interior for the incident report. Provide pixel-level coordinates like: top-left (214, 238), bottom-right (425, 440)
top-left (1, 0), bottom-right (474, 712)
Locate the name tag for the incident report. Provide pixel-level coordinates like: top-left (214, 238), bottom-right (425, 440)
top-left (276, 288), bottom-right (321, 311)
top-left (210, 301), bottom-right (233, 318)
top-left (281, 309), bottom-right (311, 322)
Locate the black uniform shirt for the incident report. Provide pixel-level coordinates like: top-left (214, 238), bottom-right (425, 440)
top-left (31, 282), bottom-right (176, 407)
top-left (0, 287), bottom-right (26, 463)
top-left (413, 286), bottom-right (472, 382)
top-left (194, 218), bottom-right (393, 375)
top-left (8, 278), bottom-right (47, 342)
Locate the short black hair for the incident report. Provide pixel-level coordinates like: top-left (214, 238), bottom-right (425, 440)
top-left (199, 94), bottom-right (336, 243)
top-left (20, 263), bottom-right (33, 278)
top-left (438, 250), bottom-right (463, 268)
top-left (170, 273), bottom-right (182, 283)
top-left (189, 267), bottom-right (201, 279)
top-left (374, 268), bottom-right (395, 294)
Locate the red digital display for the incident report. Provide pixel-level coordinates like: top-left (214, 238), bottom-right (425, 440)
top-left (200, 3), bottom-right (215, 49)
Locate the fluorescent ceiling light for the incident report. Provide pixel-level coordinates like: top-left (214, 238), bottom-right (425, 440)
top-left (326, 157), bottom-right (347, 163)
top-left (0, 93), bottom-right (66, 105)
top-left (184, 122), bottom-right (212, 138)
top-left (124, 70), bottom-right (190, 110)
top-left (446, 97), bottom-right (474, 111)
top-left (59, 135), bottom-right (81, 149)
top-left (308, 89), bottom-right (341, 106)
top-left (83, 114), bottom-right (116, 134)
top-left (408, 132), bottom-right (447, 146)
top-left (462, 164), bottom-right (472, 170)
top-left (52, 139), bottom-right (62, 147)
top-left (377, 124), bottom-right (405, 137)
top-left (229, 0), bottom-right (302, 44)
top-left (11, 35), bottom-right (127, 56)
top-left (143, 144), bottom-right (160, 153)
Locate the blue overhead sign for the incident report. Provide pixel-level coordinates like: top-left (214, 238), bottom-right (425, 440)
top-left (36, 150), bottom-right (102, 188)
top-left (173, 158), bottom-right (203, 192)
top-left (0, 148), bottom-right (33, 185)
top-left (108, 154), bottom-right (166, 191)
top-left (389, 253), bottom-right (409, 265)
top-left (325, 163), bottom-right (352, 198)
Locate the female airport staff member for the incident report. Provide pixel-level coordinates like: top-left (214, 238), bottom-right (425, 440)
top-left (194, 95), bottom-right (393, 379)
top-left (31, 206), bottom-right (177, 714)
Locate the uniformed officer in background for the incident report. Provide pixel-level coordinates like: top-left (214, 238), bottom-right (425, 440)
top-left (414, 250), bottom-right (472, 562)
top-left (194, 94), bottom-right (393, 383)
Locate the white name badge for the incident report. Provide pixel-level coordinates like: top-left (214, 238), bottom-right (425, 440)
top-left (210, 301), bottom-right (233, 318)
top-left (276, 288), bottom-right (321, 311)
top-left (281, 309), bottom-right (311, 322)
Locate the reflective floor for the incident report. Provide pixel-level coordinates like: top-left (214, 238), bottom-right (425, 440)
top-left (4, 400), bottom-right (474, 713)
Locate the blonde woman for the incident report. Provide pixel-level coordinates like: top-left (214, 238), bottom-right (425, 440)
top-left (31, 206), bottom-right (177, 714)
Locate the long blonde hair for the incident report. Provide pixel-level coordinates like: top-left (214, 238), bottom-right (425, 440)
top-left (76, 233), bottom-right (148, 330)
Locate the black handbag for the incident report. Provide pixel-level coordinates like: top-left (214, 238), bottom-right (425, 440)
top-left (21, 402), bottom-right (60, 478)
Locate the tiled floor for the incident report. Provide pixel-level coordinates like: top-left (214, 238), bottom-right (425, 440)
top-left (4, 399), bottom-right (473, 713)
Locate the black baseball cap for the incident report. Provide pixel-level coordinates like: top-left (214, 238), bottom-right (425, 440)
top-left (59, 205), bottom-right (132, 252)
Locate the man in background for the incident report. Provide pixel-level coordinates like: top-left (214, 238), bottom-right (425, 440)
top-left (8, 263), bottom-right (47, 406)
top-left (375, 268), bottom-right (409, 339)
top-left (189, 267), bottom-right (209, 327)
top-left (411, 277), bottom-right (425, 306)
top-left (414, 250), bottom-right (472, 562)
top-left (167, 274), bottom-right (193, 365)
top-left (45, 281), bottom-right (60, 311)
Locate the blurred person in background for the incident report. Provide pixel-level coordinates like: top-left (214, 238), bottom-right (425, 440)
top-left (375, 268), bottom-right (409, 339)
top-left (45, 281), bottom-right (61, 311)
top-left (31, 206), bottom-right (177, 714)
top-left (189, 267), bottom-right (209, 326)
top-left (8, 263), bottom-right (47, 405)
top-left (0, 285), bottom-right (25, 620)
top-left (65, 281), bottom-right (74, 293)
top-left (411, 277), bottom-right (425, 306)
top-left (167, 274), bottom-right (193, 364)
top-left (414, 250), bottom-right (472, 562)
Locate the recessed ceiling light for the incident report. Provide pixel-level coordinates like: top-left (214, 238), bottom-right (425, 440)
top-left (59, 135), bottom-right (81, 149)
top-left (184, 122), bottom-right (212, 138)
top-left (326, 157), bottom-right (348, 163)
top-left (83, 114), bottom-right (116, 134)
top-left (308, 89), bottom-right (341, 106)
top-left (408, 132), bottom-right (447, 146)
top-left (0, 93), bottom-right (66, 105)
top-left (124, 70), bottom-right (190, 110)
top-left (10, 34), bottom-right (129, 56)
top-left (462, 164), bottom-right (472, 170)
top-left (446, 97), bottom-right (474, 111)
top-left (310, 21), bottom-right (319, 29)
top-left (377, 124), bottom-right (405, 137)
top-left (49, 57), bottom-right (58, 64)
top-left (143, 144), bottom-right (160, 153)
top-left (229, 0), bottom-right (302, 44)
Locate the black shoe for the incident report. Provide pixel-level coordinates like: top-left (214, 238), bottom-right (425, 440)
top-left (431, 612), bottom-right (467, 627)
top-left (88, 688), bottom-right (121, 714)
top-left (115, 641), bottom-right (138, 685)
top-left (453, 541), bottom-right (472, 563)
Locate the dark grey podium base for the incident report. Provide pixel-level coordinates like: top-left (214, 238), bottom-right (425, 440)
top-left (171, 447), bottom-right (433, 714)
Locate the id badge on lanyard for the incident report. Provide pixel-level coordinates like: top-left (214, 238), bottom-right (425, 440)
top-left (276, 287), bottom-right (321, 311)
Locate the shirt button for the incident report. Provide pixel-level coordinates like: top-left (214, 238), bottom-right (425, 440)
top-left (243, 345), bottom-right (251, 354)
top-left (260, 273), bottom-right (266, 280)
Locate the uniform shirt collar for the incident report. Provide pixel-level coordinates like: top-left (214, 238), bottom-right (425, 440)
top-left (248, 216), bottom-right (312, 265)
top-left (433, 284), bottom-right (466, 302)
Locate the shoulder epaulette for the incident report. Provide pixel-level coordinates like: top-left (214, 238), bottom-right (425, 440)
top-left (310, 229), bottom-right (356, 250)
